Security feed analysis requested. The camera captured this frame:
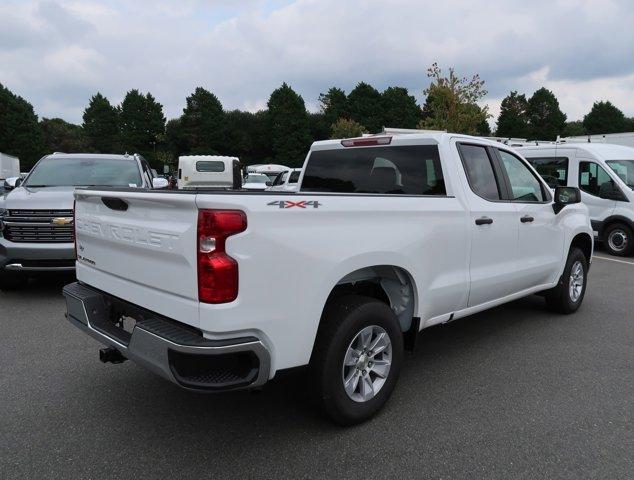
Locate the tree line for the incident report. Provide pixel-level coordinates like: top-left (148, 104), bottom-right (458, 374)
top-left (2, 65), bottom-right (634, 170)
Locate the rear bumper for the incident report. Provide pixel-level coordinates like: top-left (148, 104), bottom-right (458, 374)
top-left (63, 282), bottom-right (271, 391)
top-left (0, 238), bottom-right (75, 271)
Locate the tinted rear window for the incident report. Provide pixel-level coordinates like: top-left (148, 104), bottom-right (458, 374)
top-left (300, 145), bottom-right (446, 195)
top-left (196, 161), bottom-right (225, 172)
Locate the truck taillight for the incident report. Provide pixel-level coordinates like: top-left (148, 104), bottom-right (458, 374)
top-left (197, 209), bottom-right (247, 304)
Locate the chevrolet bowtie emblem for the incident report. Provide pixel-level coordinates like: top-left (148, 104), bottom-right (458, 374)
top-left (51, 217), bottom-right (72, 226)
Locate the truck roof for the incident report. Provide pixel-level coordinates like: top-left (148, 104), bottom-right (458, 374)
top-left (311, 131), bottom-right (503, 151)
top-left (46, 153), bottom-right (138, 161)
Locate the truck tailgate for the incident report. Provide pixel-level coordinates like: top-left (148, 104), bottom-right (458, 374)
top-left (74, 190), bottom-right (199, 323)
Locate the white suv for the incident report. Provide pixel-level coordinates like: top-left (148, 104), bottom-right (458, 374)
top-left (519, 143), bottom-right (634, 256)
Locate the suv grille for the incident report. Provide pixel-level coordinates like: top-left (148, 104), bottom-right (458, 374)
top-left (2, 209), bottom-right (74, 243)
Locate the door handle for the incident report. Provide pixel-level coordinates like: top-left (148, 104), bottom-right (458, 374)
top-left (475, 217), bottom-right (493, 225)
top-left (520, 215), bottom-right (534, 223)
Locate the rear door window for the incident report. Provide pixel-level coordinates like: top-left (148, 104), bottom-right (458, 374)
top-left (457, 144), bottom-right (501, 201)
top-left (525, 157), bottom-right (569, 187)
top-left (301, 145), bottom-right (446, 195)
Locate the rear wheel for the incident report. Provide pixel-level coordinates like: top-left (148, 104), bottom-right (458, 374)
top-left (603, 223), bottom-right (633, 256)
top-left (545, 247), bottom-right (588, 314)
top-left (309, 294), bottom-right (404, 425)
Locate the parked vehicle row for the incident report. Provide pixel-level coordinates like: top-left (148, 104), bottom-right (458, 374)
top-left (519, 143), bottom-right (634, 256)
top-left (0, 153), bottom-right (167, 289)
top-left (63, 131), bottom-right (593, 425)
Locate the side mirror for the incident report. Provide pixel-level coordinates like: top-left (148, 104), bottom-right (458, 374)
top-left (152, 177), bottom-right (169, 189)
top-left (3, 177), bottom-right (19, 191)
top-left (553, 186), bottom-right (581, 214)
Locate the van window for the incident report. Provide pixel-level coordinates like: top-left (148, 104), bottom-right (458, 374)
top-left (196, 161), bottom-right (225, 173)
top-left (606, 160), bottom-right (634, 188)
top-left (301, 145), bottom-right (445, 195)
top-left (498, 150), bottom-right (546, 202)
top-left (458, 144), bottom-right (501, 201)
top-left (525, 157), bottom-right (568, 187)
top-left (579, 162), bottom-right (613, 197)
top-left (289, 171), bottom-right (301, 184)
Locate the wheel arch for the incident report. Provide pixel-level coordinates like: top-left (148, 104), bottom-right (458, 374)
top-left (322, 265), bottom-right (418, 333)
top-left (569, 232), bottom-right (593, 265)
top-left (601, 215), bottom-right (634, 236)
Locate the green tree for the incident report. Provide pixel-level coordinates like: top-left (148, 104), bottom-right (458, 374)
top-left (180, 87), bottom-right (225, 155)
top-left (496, 91), bottom-right (530, 138)
top-left (330, 117), bottom-right (366, 139)
top-left (562, 121), bottom-right (586, 137)
top-left (419, 63), bottom-right (489, 135)
top-left (380, 86), bottom-right (421, 129)
top-left (267, 83), bottom-right (312, 167)
top-left (40, 118), bottom-right (89, 153)
top-left (164, 118), bottom-right (186, 158)
top-left (319, 87), bottom-right (349, 125)
top-left (119, 90), bottom-right (166, 164)
top-left (347, 82), bottom-right (383, 133)
top-left (527, 87), bottom-right (566, 140)
top-left (582, 101), bottom-right (627, 134)
top-left (309, 112), bottom-right (330, 141)
top-left (82, 92), bottom-right (119, 153)
top-left (0, 83), bottom-right (44, 168)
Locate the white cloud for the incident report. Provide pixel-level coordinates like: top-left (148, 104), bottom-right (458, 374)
top-left (0, 0), bottom-right (633, 125)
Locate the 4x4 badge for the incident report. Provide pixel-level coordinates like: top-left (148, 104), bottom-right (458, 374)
top-left (267, 200), bottom-right (321, 209)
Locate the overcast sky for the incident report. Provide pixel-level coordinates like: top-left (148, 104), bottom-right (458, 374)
top-left (1, 0), bottom-right (634, 126)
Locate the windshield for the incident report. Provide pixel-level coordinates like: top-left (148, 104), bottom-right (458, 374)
top-left (244, 174), bottom-right (268, 184)
top-left (606, 160), bottom-right (634, 188)
top-left (25, 157), bottom-right (142, 187)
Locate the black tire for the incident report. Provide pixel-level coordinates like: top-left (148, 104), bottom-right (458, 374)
top-left (544, 247), bottom-right (588, 314)
top-left (309, 294), bottom-right (404, 425)
top-left (0, 272), bottom-right (27, 290)
top-left (603, 223), bottom-right (633, 257)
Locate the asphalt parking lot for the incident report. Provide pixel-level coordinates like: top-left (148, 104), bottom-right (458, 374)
top-left (1, 249), bottom-right (632, 479)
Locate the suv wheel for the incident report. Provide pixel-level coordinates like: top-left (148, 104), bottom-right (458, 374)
top-left (603, 223), bottom-right (633, 256)
top-left (309, 294), bottom-right (404, 425)
top-left (545, 247), bottom-right (588, 314)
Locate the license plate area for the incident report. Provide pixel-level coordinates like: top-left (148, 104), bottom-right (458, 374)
top-left (89, 297), bottom-right (148, 347)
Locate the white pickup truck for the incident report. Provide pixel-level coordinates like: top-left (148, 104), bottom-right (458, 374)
top-left (63, 132), bottom-right (593, 424)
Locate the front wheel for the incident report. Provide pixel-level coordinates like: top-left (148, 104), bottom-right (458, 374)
top-left (309, 295), bottom-right (404, 425)
top-left (545, 247), bottom-right (588, 314)
top-left (603, 223), bottom-right (633, 257)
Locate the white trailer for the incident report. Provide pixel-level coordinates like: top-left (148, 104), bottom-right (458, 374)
top-left (0, 153), bottom-right (20, 180)
top-left (177, 155), bottom-right (241, 189)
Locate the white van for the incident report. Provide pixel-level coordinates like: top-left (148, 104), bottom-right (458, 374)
top-left (268, 168), bottom-right (302, 192)
top-left (177, 155), bottom-right (241, 189)
top-left (246, 164), bottom-right (290, 183)
top-left (518, 143), bottom-right (634, 256)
